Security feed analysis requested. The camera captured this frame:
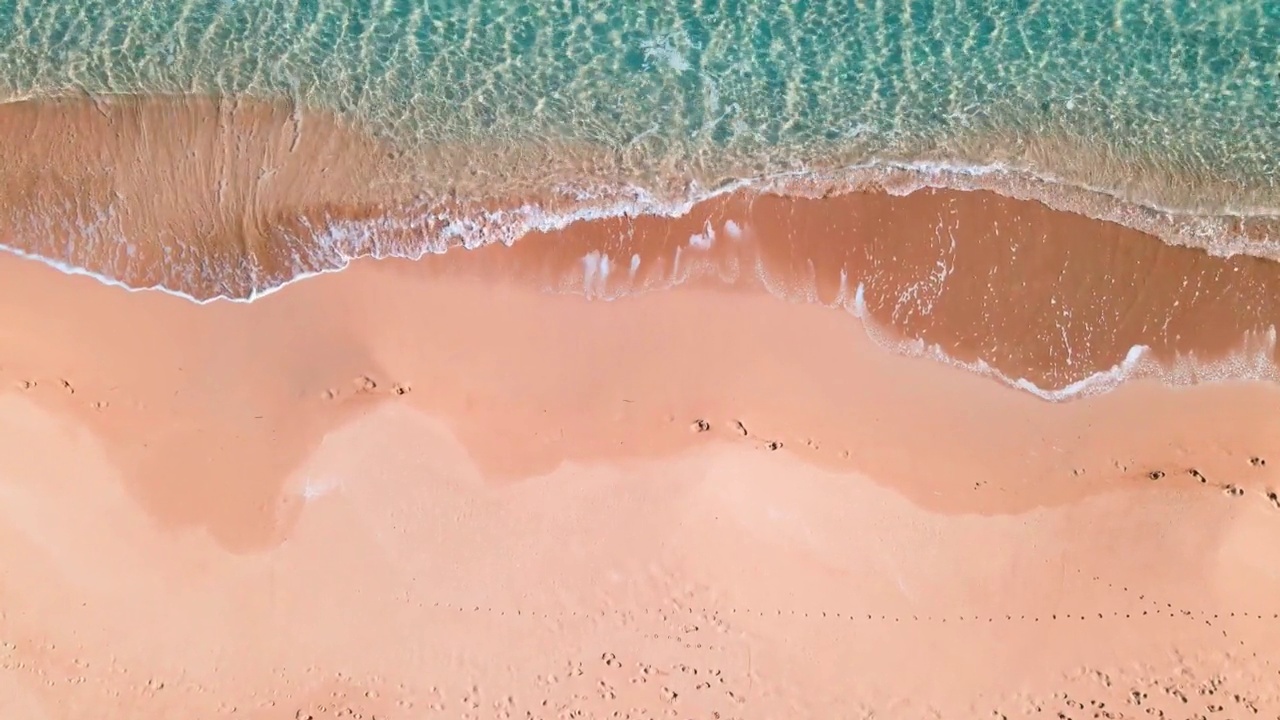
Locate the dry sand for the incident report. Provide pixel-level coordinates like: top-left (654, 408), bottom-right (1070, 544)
top-left (4, 234), bottom-right (1280, 719)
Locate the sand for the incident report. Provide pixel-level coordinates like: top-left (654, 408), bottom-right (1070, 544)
top-left (0, 95), bottom-right (414, 297)
top-left (5, 230), bottom-right (1280, 718)
top-left (4, 94), bottom-right (1280, 718)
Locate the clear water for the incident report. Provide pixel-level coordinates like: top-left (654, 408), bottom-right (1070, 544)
top-left (1, 0), bottom-right (1278, 217)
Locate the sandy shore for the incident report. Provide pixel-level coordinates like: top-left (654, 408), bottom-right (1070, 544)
top-left (5, 234), bottom-right (1280, 718)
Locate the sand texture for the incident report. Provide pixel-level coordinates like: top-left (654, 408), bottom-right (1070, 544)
top-left (5, 240), bottom-right (1280, 718)
top-left (4, 95), bottom-right (1280, 719)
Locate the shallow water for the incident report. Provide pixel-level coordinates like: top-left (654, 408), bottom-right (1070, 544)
top-left (2, 0), bottom-right (1277, 216)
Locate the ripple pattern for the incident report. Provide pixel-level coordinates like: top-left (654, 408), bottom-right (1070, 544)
top-left (0, 0), bottom-right (1276, 216)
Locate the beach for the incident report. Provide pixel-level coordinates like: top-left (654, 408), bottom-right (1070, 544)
top-left (6, 206), bottom-right (1280, 716)
top-left (0, 2), bottom-right (1278, 712)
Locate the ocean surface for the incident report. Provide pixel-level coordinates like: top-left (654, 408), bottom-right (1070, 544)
top-left (2, 0), bottom-right (1277, 213)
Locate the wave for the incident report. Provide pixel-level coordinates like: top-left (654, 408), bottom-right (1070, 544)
top-left (9, 156), bottom-right (1276, 301)
top-left (2, 93), bottom-right (1279, 402)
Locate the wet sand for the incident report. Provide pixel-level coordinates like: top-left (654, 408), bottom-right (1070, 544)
top-left (490, 188), bottom-right (1280, 393)
top-left (4, 98), bottom-right (1280, 395)
top-left (6, 239), bottom-right (1280, 717)
top-left (0, 94), bottom-right (411, 296)
top-left (4, 94), bottom-right (1280, 717)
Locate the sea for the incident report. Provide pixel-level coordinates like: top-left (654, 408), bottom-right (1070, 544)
top-left (2, 0), bottom-right (1276, 207)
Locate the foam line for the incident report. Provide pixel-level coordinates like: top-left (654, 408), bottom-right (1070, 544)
top-left (4, 158), bottom-right (1279, 403)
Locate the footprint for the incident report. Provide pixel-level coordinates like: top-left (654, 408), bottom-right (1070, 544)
top-left (91, 400), bottom-right (109, 411)
top-left (1251, 456), bottom-right (1267, 468)
top-left (764, 440), bottom-right (783, 451)
top-left (59, 379), bottom-right (75, 395)
top-left (391, 383), bottom-right (412, 396)
top-left (1146, 470), bottom-right (1165, 481)
top-left (17, 380), bottom-right (34, 390)
top-left (691, 419), bottom-right (711, 433)
top-left (1266, 490), bottom-right (1280, 509)
top-left (1189, 468), bottom-right (1207, 483)
top-left (1223, 484), bottom-right (1245, 498)
top-left (732, 420), bottom-right (748, 436)
top-left (354, 376), bottom-right (378, 393)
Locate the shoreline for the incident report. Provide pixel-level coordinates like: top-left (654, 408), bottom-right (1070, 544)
top-left (2, 93), bottom-right (1279, 401)
top-left (9, 185), bottom-right (1280, 400)
top-left (5, 237), bottom-right (1280, 717)
top-left (1, 94), bottom-right (1279, 302)
top-left (4, 6), bottom-right (1280, 711)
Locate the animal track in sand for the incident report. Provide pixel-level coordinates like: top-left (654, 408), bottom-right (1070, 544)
top-left (9, 584), bottom-right (1277, 719)
top-left (1094, 572), bottom-right (1269, 652)
top-left (413, 590), bottom-right (1280, 715)
top-left (417, 596), bottom-right (1280, 629)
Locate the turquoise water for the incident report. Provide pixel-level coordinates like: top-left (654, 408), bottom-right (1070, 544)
top-left (1, 0), bottom-right (1278, 218)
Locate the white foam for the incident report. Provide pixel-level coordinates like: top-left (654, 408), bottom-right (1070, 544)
top-left (987, 344), bottom-right (1149, 402)
top-left (823, 278), bottom-right (1278, 402)
top-left (852, 282), bottom-right (867, 319)
top-left (6, 152), bottom-right (1280, 403)
top-left (838, 277), bottom-right (1149, 402)
top-left (581, 250), bottom-right (612, 298)
top-left (688, 220), bottom-right (716, 249)
top-left (12, 152), bottom-right (1278, 305)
